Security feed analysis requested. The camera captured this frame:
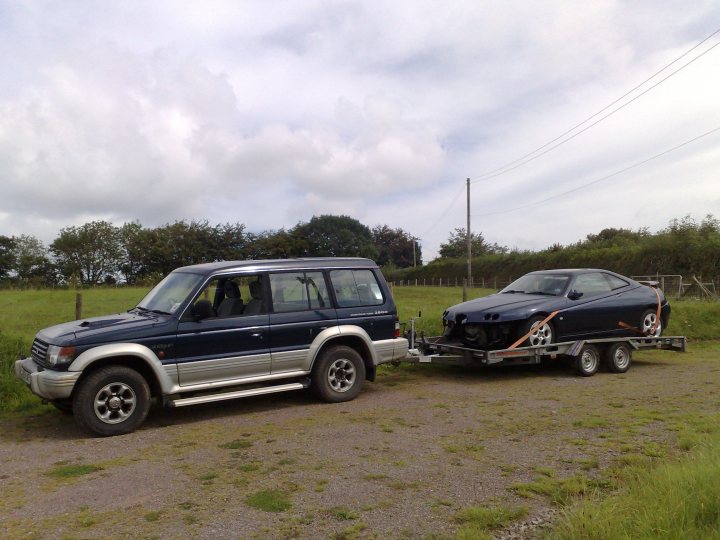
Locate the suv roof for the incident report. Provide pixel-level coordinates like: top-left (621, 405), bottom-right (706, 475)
top-left (175, 257), bottom-right (378, 276)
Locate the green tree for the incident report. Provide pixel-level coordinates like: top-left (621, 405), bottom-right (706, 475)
top-left (245, 229), bottom-right (303, 259)
top-left (51, 221), bottom-right (122, 284)
top-left (292, 215), bottom-right (378, 259)
top-left (13, 234), bottom-right (55, 285)
top-left (119, 221), bottom-right (146, 284)
top-left (438, 227), bottom-right (507, 259)
top-left (371, 225), bottom-right (421, 267)
top-left (0, 235), bottom-right (17, 279)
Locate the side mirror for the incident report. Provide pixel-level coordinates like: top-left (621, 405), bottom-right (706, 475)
top-left (567, 290), bottom-right (584, 300)
top-left (192, 299), bottom-right (214, 320)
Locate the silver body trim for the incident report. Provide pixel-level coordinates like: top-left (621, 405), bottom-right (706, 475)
top-left (15, 329), bottom-right (409, 403)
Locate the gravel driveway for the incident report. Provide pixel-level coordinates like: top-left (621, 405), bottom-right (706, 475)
top-left (1, 346), bottom-right (717, 539)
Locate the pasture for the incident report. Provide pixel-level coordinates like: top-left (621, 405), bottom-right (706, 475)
top-left (0, 286), bottom-right (719, 538)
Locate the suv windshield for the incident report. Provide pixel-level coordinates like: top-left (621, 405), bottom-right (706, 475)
top-left (500, 274), bottom-right (569, 296)
top-left (137, 271), bottom-right (204, 314)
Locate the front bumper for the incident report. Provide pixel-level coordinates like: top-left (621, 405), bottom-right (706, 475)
top-left (14, 357), bottom-right (81, 401)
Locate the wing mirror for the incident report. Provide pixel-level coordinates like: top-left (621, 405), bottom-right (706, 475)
top-left (567, 290), bottom-right (584, 300)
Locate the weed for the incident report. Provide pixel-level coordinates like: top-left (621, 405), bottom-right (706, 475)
top-left (219, 439), bottom-right (252, 450)
top-left (245, 490), bottom-right (292, 512)
top-left (46, 463), bottom-right (102, 479)
top-left (326, 506), bottom-right (359, 520)
top-left (144, 511), bottom-right (161, 522)
top-left (454, 505), bottom-right (528, 538)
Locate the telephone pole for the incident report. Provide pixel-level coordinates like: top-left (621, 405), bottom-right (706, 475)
top-left (466, 177), bottom-right (471, 286)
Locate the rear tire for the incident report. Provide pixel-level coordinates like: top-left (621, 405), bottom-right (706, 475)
top-left (312, 345), bottom-right (365, 403)
top-left (605, 343), bottom-right (632, 373)
top-left (72, 366), bottom-right (150, 437)
top-left (574, 344), bottom-right (600, 377)
top-left (640, 309), bottom-right (662, 337)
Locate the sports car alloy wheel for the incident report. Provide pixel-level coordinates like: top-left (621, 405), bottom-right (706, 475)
top-left (641, 310), bottom-right (662, 337)
top-left (527, 320), bottom-right (554, 347)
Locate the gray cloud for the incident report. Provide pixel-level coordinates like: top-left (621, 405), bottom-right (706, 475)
top-left (0, 1), bottom-right (719, 259)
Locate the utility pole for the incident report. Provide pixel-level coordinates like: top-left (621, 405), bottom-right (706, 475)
top-left (412, 239), bottom-right (416, 267)
top-left (466, 177), bottom-right (471, 286)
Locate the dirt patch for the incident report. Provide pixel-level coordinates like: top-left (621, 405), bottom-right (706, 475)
top-left (1, 346), bottom-right (718, 538)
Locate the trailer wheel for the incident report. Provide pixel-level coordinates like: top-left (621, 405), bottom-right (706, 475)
top-left (574, 344), bottom-right (600, 377)
top-left (605, 342), bottom-right (632, 373)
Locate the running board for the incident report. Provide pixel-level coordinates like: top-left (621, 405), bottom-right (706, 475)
top-left (167, 380), bottom-right (310, 408)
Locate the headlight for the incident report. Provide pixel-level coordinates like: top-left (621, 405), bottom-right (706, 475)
top-left (47, 345), bottom-right (77, 367)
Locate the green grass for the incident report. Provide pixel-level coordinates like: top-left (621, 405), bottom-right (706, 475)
top-left (218, 439), bottom-right (253, 450)
top-left (245, 489), bottom-right (292, 512)
top-left (46, 463), bottom-right (103, 478)
top-left (454, 505), bottom-right (528, 539)
top-left (550, 428), bottom-right (720, 539)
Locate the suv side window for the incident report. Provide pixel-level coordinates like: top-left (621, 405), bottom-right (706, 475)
top-left (330, 269), bottom-right (384, 307)
top-left (185, 274), bottom-right (266, 319)
top-left (269, 272), bottom-right (331, 312)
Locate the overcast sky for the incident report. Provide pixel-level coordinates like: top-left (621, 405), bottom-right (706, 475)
top-left (1, 1), bottom-right (719, 260)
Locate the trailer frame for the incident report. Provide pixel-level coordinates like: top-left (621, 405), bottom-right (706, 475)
top-left (402, 330), bottom-right (686, 376)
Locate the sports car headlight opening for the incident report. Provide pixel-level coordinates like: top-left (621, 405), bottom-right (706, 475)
top-left (463, 324), bottom-right (481, 341)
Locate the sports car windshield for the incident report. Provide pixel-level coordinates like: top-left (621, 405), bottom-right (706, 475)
top-left (136, 271), bottom-right (204, 314)
top-left (500, 274), bottom-right (570, 296)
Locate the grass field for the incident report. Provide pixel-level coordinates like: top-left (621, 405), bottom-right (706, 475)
top-left (1, 286), bottom-right (719, 537)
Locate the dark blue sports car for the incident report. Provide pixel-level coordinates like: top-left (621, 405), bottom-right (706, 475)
top-left (442, 269), bottom-right (670, 350)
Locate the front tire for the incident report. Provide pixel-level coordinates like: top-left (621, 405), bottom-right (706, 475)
top-left (574, 344), bottom-right (600, 377)
top-left (312, 346), bottom-right (366, 403)
top-left (640, 309), bottom-right (662, 337)
top-left (519, 316), bottom-right (555, 347)
top-left (72, 366), bottom-right (151, 437)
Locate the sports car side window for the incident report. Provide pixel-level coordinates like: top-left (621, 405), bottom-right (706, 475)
top-left (605, 274), bottom-right (629, 290)
top-left (572, 273), bottom-right (612, 298)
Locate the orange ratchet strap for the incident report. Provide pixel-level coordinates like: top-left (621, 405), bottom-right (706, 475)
top-left (617, 285), bottom-right (662, 335)
top-left (508, 310), bottom-right (560, 350)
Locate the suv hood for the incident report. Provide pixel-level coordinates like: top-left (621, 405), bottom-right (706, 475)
top-left (37, 311), bottom-right (173, 346)
top-left (444, 293), bottom-right (566, 323)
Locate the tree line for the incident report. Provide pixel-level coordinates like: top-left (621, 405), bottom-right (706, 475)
top-left (1, 213), bottom-right (717, 288)
top-left (394, 215), bottom-right (720, 284)
top-left (0, 215), bottom-right (421, 286)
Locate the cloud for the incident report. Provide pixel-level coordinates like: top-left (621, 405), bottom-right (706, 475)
top-left (0, 0), bottom-right (718, 261)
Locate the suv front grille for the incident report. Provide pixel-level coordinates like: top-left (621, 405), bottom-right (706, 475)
top-left (31, 339), bottom-right (50, 368)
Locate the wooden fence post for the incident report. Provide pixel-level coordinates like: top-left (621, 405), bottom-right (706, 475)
top-left (75, 292), bottom-right (83, 320)
top-left (463, 279), bottom-right (467, 302)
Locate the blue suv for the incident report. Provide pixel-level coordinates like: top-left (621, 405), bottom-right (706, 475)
top-left (15, 258), bottom-right (408, 436)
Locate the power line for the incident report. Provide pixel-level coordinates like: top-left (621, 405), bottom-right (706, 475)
top-left (473, 124), bottom-right (720, 217)
top-left (469, 27), bottom-right (720, 184)
top-left (419, 183), bottom-right (465, 237)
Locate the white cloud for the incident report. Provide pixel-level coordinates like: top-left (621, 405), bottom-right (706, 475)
top-left (0, 0), bottom-right (719, 261)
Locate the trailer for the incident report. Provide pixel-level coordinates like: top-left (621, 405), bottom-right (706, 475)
top-left (402, 322), bottom-right (686, 376)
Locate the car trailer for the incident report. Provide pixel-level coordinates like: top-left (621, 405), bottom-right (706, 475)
top-left (401, 323), bottom-right (686, 377)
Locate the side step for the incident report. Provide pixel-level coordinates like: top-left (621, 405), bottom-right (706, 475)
top-left (167, 380), bottom-right (310, 408)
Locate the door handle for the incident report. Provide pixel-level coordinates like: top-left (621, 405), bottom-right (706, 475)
top-left (251, 332), bottom-right (263, 339)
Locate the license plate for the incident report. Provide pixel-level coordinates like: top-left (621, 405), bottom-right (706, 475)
top-left (19, 368), bottom-right (32, 385)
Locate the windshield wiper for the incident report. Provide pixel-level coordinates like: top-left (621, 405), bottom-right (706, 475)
top-left (528, 291), bottom-right (555, 296)
top-left (502, 290), bottom-right (525, 294)
top-left (148, 309), bottom-right (171, 315)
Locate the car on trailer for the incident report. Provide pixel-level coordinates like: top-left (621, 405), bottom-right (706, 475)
top-left (442, 268), bottom-right (670, 351)
top-left (403, 268), bottom-right (683, 376)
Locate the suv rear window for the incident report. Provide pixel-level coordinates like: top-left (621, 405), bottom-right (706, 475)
top-left (270, 271), bottom-right (331, 312)
top-left (330, 269), bottom-right (384, 307)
